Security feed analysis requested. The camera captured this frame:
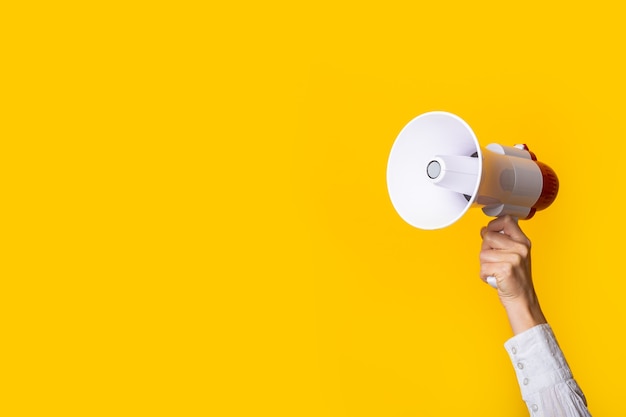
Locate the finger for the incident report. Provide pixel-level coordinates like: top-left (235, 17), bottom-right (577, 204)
top-left (479, 260), bottom-right (517, 284)
top-left (479, 262), bottom-right (501, 282)
top-left (478, 268), bottom-right (496, 286)
top-left (480, 248), bottom-right (524, 265)
top-left (486, 215), bottom-right (530, 246)
top-left (481, 229), bottom-right (519, 251)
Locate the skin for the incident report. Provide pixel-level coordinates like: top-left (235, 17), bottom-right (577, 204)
top-left (479, 215), bottom-right (547, 335)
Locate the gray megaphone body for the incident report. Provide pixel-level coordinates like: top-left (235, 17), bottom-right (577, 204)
top-left (386, 111), bottom-right (559, 230)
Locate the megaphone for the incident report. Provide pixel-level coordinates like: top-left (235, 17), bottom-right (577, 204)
top-left (387, 111), bottom-right (559, 230)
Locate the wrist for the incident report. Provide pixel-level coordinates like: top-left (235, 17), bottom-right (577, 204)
top-left (503, 295), bottom-right (547, 335)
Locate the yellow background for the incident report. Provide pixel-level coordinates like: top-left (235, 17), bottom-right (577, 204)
top-left (2, 1), bottom-right (623, 415)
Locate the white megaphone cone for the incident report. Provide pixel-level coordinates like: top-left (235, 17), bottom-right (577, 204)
top-left (386, 111), bottom-right (559, 230)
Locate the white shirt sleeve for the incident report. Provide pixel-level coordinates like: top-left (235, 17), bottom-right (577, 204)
top-left (504, 324), bottom-right (591, 417)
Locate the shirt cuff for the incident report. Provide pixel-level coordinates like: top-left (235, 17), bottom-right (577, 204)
top-left (503, 323), bottom-right (573, 400)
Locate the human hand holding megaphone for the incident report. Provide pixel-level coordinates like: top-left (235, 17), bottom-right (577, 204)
top-left (386, 111), bottom-right (559, 289)
top-left (480, 215), bottom-right (547, 332)
top-left (386, 111), bottom-right (559, 230)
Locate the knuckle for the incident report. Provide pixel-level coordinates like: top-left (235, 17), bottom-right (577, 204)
top-left (524, 237), bottom-right (532, 249)
top-left (513, 242), bottom-right (529, 258)
top-left (510, 253), bottom-right (524, 268)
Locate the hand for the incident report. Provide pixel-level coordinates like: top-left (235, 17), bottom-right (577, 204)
top-left (479, 215), bottom-right (546, 334)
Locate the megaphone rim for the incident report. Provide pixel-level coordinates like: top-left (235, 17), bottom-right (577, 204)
top-left (386, 111), bottom-right (483, 229)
